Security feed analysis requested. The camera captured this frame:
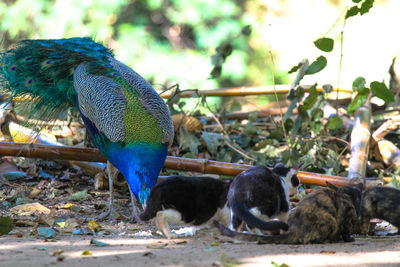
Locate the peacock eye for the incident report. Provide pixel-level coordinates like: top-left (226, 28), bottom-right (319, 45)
top-left (46, 60), bottom-right (52, 64)
top-left (9, 65), bottom-right (16, 71)
top-left (25, 79), bottom-right (33, 86)
top-left (25, 57), bottom-right (33, 61)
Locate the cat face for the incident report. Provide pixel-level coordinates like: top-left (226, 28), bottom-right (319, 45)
top-left (273, 163), bottom-right (301, 197)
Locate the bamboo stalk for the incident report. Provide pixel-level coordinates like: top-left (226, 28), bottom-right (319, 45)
top-left (348, 105), bottom-right (371, 180)
top-left (201, 107), bottom-right (290, 122)
top-left (160, 85), bottom-right (352, 98)
top-left (0, 142), bottom-right (358, 187)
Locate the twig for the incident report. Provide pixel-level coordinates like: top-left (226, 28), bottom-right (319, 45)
top-left (204, 102), bottom-right (256, 162)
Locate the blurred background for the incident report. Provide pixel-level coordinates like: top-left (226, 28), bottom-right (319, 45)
top-left (1, 0), bottom-right (398, 100)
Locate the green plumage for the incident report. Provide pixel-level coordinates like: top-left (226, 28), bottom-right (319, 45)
top-left (0, 37), bottom-right (115, 120)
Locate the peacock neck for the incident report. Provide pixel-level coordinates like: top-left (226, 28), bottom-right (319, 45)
top-left (106, 141), bottom-right (168, 203)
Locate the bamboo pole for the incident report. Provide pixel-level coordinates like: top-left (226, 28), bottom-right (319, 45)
top-left (0, 142), bottom-right (358, 187)
top-left (348, 105), bottom-right (371, 181)
top-left (160, 85), bottom-right (353, 99)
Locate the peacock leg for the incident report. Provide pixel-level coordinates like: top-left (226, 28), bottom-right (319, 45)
top-left (96, 161), bottom-right (118, 221)
top-left (129, 187), bottom-right (143, 223)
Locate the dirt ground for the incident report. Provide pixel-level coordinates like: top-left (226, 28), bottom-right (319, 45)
top-left (1, 224), bottom-right (400, 267)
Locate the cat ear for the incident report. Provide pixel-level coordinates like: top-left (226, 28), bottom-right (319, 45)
top-left (293, 162), bottom-right (304, 171)
top-left (272, 163), bottom-right (285, 173)
top-left (326, 182), bottom-right (338, 191)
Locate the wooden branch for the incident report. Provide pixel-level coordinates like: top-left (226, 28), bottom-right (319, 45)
top-left (348, 105), bottom-right (371, 180)
top-left (0, 142), bottom-right (359, 187)
top-left (372, 118), bottom-right (400, 142)
top-left (160, 85), bottom-right (352, 99)
top-left (377, 140), bottom-right (400, 169)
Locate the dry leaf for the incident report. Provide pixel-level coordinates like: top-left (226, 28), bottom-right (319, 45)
top-left (88, 219), bottom-right (101, 232)
top-left (146, 242), bottom-right (168, 249)
top-left (172, 114), bottom-right (203, 132)
top-left (10, 202), bottom-right (50, 216)
top-left (81, 250), bottom-right (92, 256)
top-left (320, 250), bottom-right (336, 254)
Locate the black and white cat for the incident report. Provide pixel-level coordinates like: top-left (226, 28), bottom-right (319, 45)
top-left (139, 175), bottom-right (231, 239)
top-left (215, 182), bottom-right (363, 244)
top-left (227, 163), bottom-right (302, 234)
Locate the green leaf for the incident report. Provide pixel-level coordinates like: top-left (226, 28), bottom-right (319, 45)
top-left (305, 56), bottom-right (327, 75)
top-left (347, 92), bottom-right (369, 113)
top-left (352, 77), bottom-right (366, 92)
top-left (291, 115), bottom-right (302, 134)
top-left (0, 217), bottom-right (13, 236)
top-left (67, 190), bottom-right (87, 201)
top-left (201, 132), bottom-right (224, 154)
top-left (303, 84), bottom-right (318, 110)
top-left (345, 6), bottom-right (359, 19)
top-left (178, 126), bottom-right (200, 154)
top-left (311, 108), bottom-right (324, 121)
top-left (352, 0), bottom-right (362, 3)
top-left (327, 115), bottom-right (343, 130)
top-left (283, 99), bottom-right (298, 122)
top-left (313, 38), bottom-right (334, 52)
top-left (360, 0), bottom-right (374, 15)
top-left (311, 121), bottom-right (323, 135)
top-left (370, 81), bottom-right (394, 102)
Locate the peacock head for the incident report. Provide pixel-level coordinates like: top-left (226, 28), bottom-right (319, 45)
top-left (114, 142), bottom-right (168, 209)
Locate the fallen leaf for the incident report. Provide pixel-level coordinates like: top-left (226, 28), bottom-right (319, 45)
top-left (90, 238), bottom-right (109, 247)
top-left (210, 241), bottom-right (219, 247)
top-left (271, 261), bottom-right (290, 267)
top-left (10, 202), bottom-right (50, 216)
top-left (38, 209), bottom-right (56, 226)
top-left (67, 190), bottom-right (87, 201)
top-left (52, 249), bottom-right (64, 256)
top-left (320, 250), bottom-right (336, 254)
top-left (81, 250), bottom-right (93, 256)
top-left (173, 240), bottom-right (187, 245)
top-left (64, 218), bottom-right (79, 231)
top-left (2, 171), bottom-right (26, 181)
top-left (219, 253), bottom-right (241, 267)
top-left (29, 188), bottom-right (42, 198)
top-left (0, 217), bottom-right (13, 235)
top-left (142, 252), bottom-right (156, 259)
top-left (146, 242), bottom-right (168, 249)
top-left (37, 227), bottom-right (56, 238)
top-left (88, 219), bottom-right (101, 232)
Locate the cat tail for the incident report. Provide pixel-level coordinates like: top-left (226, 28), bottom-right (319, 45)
top-left (213, 220), bottom-right (290, 244)
top-left (230, 199), bottom-right (289, 231)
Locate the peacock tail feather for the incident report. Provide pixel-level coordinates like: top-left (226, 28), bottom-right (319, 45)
top-left (0, 37), bottom-right (174, 202)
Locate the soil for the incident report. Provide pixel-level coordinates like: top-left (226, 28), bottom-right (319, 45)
top-left (1, 158), bottom-right (400, 267)
top-left (1, 224), bottom-right (400, 267)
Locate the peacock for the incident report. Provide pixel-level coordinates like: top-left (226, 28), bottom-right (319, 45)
top-left (0, 37), bottom-right (174, 221)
